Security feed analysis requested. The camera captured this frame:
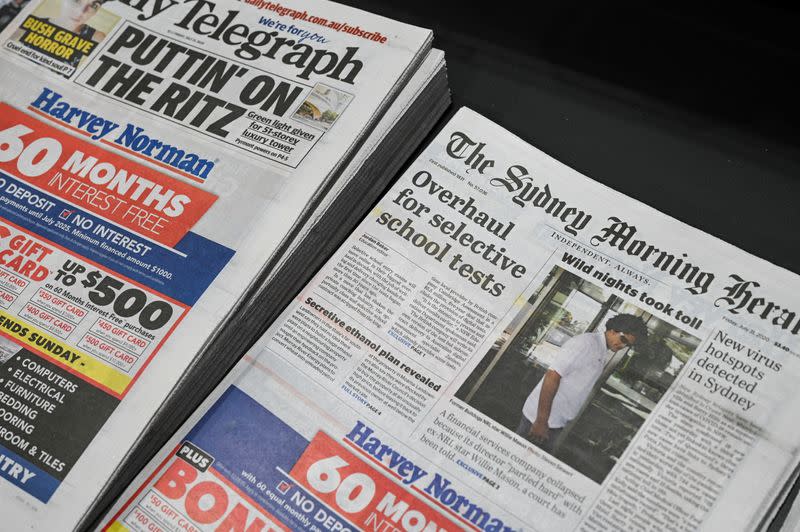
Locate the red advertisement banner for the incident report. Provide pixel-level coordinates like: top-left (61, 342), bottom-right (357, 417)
top-left (290, 431), bottom-right (457, 531)
top-left (0, 103), bottom-right (217, 247)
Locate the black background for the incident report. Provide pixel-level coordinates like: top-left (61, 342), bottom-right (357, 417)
top-left (1, 349), bottom-right (118, 480)
top-left (340, 1), bottom-right (800, 276)
top-left (338, 1), bottom-right (800, 528)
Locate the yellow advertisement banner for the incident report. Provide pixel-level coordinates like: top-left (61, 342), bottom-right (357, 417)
top-left (0, 310), bottom-right (131, 395)
top-left (106, 521), bottom-right (130, 532)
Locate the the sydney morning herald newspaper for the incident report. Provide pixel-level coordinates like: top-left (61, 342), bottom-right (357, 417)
top-left (0, 0), bottom-right (433, 527)
top-left (104, 107), bottom-right (800, 532)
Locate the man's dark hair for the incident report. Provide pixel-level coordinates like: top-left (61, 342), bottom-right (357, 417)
top-left (605, 313), bottom-right (648, 342)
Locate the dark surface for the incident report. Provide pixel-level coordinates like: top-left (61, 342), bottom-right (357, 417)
top-left (343, 1), bottom-right (800, 275)
top-left (341, 1), bottom-right (800, 528)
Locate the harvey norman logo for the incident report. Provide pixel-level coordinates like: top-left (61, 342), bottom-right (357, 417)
top-left (28, 87), bottom-right (214, 181)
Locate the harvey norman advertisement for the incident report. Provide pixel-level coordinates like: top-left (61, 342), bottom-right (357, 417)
top-left (105, 386), bottom-right (481, 532)
top-left (0, 101), bottom-right (233, 502)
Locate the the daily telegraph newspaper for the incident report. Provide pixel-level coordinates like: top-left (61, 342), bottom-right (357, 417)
top-left (104, 108), bottom-right (800, 532)
top-left (0, 0), bottom-right (436, 528)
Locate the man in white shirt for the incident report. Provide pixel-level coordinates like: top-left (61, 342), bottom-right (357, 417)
top-left (516, 313), bottom-right (647, 452)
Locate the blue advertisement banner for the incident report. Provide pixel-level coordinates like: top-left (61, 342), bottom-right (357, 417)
top-left (0, 171), bottom-right (233, 305)
top-left (185, 386), bottom-right (355, 531)
top-left (0, 443), bottom-right (60, 503)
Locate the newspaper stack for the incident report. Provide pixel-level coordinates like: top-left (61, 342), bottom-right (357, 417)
top-left (103, 108), bottom-right (800, 532)
top-left (0, 0), bottom-right (449, 528)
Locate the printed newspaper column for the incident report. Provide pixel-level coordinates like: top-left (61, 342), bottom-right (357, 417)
top-left (0, 102), bottom-right (233, 501)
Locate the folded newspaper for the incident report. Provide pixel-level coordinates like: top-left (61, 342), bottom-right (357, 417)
top-left (0, 0), bottom-right (449, 528)
top-left (103, 107), bottom-right (800, 531)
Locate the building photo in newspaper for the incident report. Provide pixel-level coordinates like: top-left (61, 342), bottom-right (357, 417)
top-left (456, 263), bottom-right (701, 483)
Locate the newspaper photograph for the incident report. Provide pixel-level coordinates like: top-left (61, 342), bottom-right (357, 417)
top-left (102, 107), bottom-right (800, 531)
top-left (0, 0), bottom-right (435, 527)
top-left (457, 263), bottom-right (701, 484)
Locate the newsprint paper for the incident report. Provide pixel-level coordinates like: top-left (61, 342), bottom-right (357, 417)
top-left (0, 0), bottom-right (435, 528)
top-left (102, 106), bottom-right (800, 531)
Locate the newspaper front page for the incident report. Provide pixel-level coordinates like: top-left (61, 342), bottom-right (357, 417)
top-left (0, 0), bottom-right (433, 528)
top-left (103, 107), bottom-right (800, 531)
